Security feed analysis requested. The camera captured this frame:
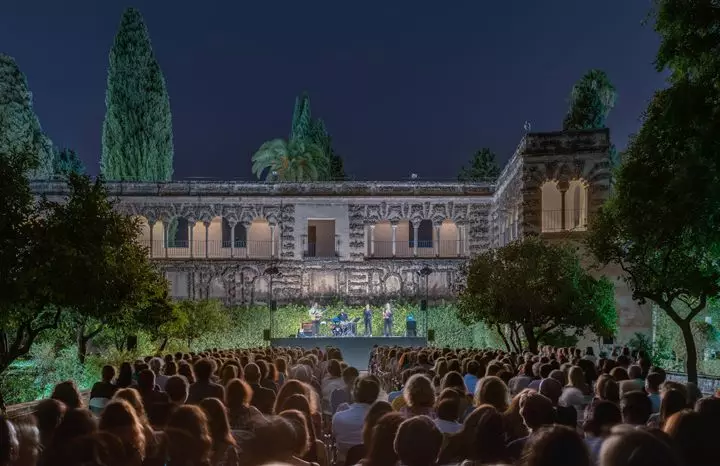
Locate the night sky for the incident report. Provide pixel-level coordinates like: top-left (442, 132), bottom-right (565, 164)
top-left (0, 1), bottom-right (666, 181)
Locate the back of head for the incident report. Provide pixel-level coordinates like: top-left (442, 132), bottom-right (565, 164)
top-left (49, 408), bottom-right (98, 457)
top-left (404, 374), bottom-right (435, 409)
top-left (520, 425), bottom-right (589, 466)
top-left (621, 391), bottom-right (652, 425)
top-left (102, 365), bottom-right (116, 382)
top-left (538, 378), bottom-right (562, 405)
top-left (149, 357), bottom-right (164, 374)
top-left (599, 425), bottom-right (680, 466)
top-left (474, 376), bottom-right (509, 412)
top-left (279, 409), bottom-right (311, 457)
top-left (645, 372), bottom-right (664, 392)
top-left (194, 358), bottom-right (214, 382)
top-left (470, 405), bottom-right (507, 464)
top-left (166, 405), bottom-right (212, 465)
top-left (244, 363), bottom-right (261, 384)
top-left (394, 416), bottom-right (443, 466)
top-left (137, 369), bottom-right (156, 391)
top-left (354, 376), bottom-right (380, 404)
top-left (51, 381), bottom-right (82, 410)
top-left (436, 397), bottom-right (460, 422)
top-left (366, 412), bottom-right (405, 466)
top-left (660, 389), bottom-right (687, 422)
top-left (663, 409), bottom-right (718, 466)
top-left (34, 399), bottom-right (66, 437)
top-left (583, 400), bottom-right (621, 437)
top-left (166, 375), bottom-right (190, 404)
top-left (628, 365), bottom-right (642, 379)
top-left (520, 393), bottom-right (555, 431)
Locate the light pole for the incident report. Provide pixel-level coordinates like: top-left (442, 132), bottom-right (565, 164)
top-left (264, 264), bottom-right (282, 340)
top-left (417, 265), bottom-right (432, 338)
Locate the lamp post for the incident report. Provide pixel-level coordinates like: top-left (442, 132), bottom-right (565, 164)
top-left (417, 265), bottom-right (432, 338)
top-left (264, 264), bottom-right (282, 340)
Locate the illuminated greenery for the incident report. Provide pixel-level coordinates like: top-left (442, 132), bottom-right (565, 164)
top-left (101, 7), bottom-right (174, 181)
top-left (458, 148), bottom-right (501, 182)
top-left (52, 148), bottom-right (85, 177)
top-left (562, 69), bottom-right (616, 131)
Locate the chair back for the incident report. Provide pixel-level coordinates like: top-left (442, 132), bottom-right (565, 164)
top-left (88, 397), bottom-right (109, 416)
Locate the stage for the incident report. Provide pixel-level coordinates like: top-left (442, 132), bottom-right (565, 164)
top-left (270, 336), bottom-right (428, 370)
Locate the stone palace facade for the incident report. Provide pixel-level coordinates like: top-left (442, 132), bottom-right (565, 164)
top-left (31, 128), bottom-right (651, 342)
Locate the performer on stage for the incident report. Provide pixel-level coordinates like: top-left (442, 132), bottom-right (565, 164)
top-left (338, 309), bottom-right (349, 321)
top-left (363, 304), bottom-right (373, 336)
top-left (309, 302), bottom-right (322, 336)
top-left (383, 303), bottom-right (393, 337)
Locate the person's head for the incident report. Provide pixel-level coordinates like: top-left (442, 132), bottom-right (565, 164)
top-left (596, 374), bottom-right (620, 403)
top-left (113, 388), bottom-right (146, 420)
top-left (586, 347), bottom-right (595, 356)
top-left (568, 366), bottom-right (585, 388)
top-left (519, 425), bottom-right (590, 466)
top-left (362, 401), bottom-right (394, 447)
top-left (193, 358), bottom-right (214, 382)
top-left (165, 375), bottom-right (189, 404)
top-left (33, 399), bottom-right (66, 444)
top-left (328, 359), bottom-right (342, 378)
top-left (660, 389), bottom-right (687, 425)
top-left (342, 366), bottom-right (360, 387)
top-left (149, 357), bottom-right (164, 375)
top-left (12, 418), bottom-right (40, 466)
top-left (628, 365), bottom-right (642, 380)
top-left (244, 363), bottom-right (261, 384)
top-left (279, 409), bottom-right (311, 458)
top-left (275, 379), bottom-right (316, 414)
top-left (117, 362), bottom-right (133, 387)
top-left (199, 397), bottom-right (235, 450)
top-left (468, 404), bottom-right (507, 464)
top-left (101, 365), bottom-right (116, 383)
top-left (436, 397), bottom-right (460, 423)
top-left (354, 376), bottom-right (381, 405)
top-left (403, 374), bottom-right (435, 410)
top-left (519, 393), bottom-right (555, 431)
top-left (466, 360), bottom-right (480, 377)
top-left (279, 394), bottom-right (317, 440)
top-left (221, 365), bottom-right (239, 386)
top-left (165, 405), bottom-right (213, 466)
top-left (0, 416), bottom-right (19, 466)
top-left (365, 412), bottom-right (405, 466)
top-left (474, 376), bottom-right (509, 412)
top-left (394, 416), bottom-right (443, 466)
top-left (599, 425), bottom-right (681, 466)
top-left (137, 369), bottom-right (156, 391)
top-left (98, 399), bottom-right (146, 463)
top-left (583, 400), bottom-right (621, 437)
top-left (226, 378), bottom-right (253, 411)
top-left (243, 416), bottom-right (298, 464)
top-left (49, 408), bottom-right (98, 459)
top-left (645, 372), bottom-right (663, 394)
top-left (663, 409), bottom-right (717, 466)
top-left (51, 381), bottom-right (82, 410)
top-left (538, 378), bottom-right (562, 406)
top-left (620, 391), bottom-right (652, 425)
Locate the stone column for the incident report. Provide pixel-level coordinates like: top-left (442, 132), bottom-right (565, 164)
top-left (456, 223), bottom-right (462, 257)
top-left (162, 220), bottom-right (169, 258)
top-left (391, 222), bottom-right (398, 257)
top-left (434, 223), bottom-right (441, 257)
top-left (413, 222), bottom-right (419, 257)
top-left (459, 225), bottom-right (466, 256)
top-left (270, 224), bottom-right (276, 258)
top-left (559, 180), bottom-right (569, 231)
top-left (188, 219), bottom-right (195, 258)
top-left (244, 221), bottom-right (251, 258)
top-left (229, 221), bottom-right (236, 258)
top-left (148, 221), bottom-right (155, 258)
top-left (370, 225), bottom-right (376, 256)
top-left (204, 221), bottom-right (210, 258)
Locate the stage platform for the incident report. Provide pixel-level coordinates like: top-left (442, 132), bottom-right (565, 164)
top-left (270, 336), bottom-right (427, 370)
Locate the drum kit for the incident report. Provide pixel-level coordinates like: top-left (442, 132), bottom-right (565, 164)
top-left (330, 317), bottom-right (360, 337)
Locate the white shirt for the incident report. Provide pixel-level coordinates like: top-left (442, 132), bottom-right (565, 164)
top-left (332, 403), bottom-right (371, 460)
top-left (434, 419), bottom-right (462, 434)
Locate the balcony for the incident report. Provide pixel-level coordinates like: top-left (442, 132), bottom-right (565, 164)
top-left (140, 240), bottom-right (275, 259)
top-left (541, 209), bottom-right (587, 233)
top-left (369, 240), bottom-right (466, 258)
top-left (302, 241), bottom-right (339, 259)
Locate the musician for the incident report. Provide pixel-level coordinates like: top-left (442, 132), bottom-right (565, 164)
top-left (338, 310), bottom-right (349, 322)
top-left (309, 303), bottom-right (322, 336)
top-left (383, 303), bottom-right (393, 337)
top-left (363, 304), bottom-right (373, 336)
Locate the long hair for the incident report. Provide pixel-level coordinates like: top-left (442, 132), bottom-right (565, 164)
top-left (363, 412), bottom-right (404, 466)
top-left (51, 381), bottom-right (82, 410)
top-left (199, 397), bottom-right (236, 453)
top-left (99, 399), bottom-right (146, 464)
top-left (165, 405), bottom-right (213, 466)
top-left (274, 379), bottom-right (316, 414)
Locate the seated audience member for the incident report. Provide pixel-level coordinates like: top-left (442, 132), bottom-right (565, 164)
top-left (509, 361), bottom-right (535, 396)
top-left (164, 405), bottom-right (213, 466)
top-left (434, 397), bottom-right (462, 434)
top-left (559, 366), bottom-right (589, 421)
top-left (394, 416), bottom-right (443, 466)
top-left (332, 376), bottom-right (380, 462)
top-left (13, 418), bottom-right (41, 466)
top-left (321, 359), bottom-right (346, 417)
top-left (43, 409), bottom-right (98, 465)
top-left (362, 401), bottom-right (394, 448)
top-left (137, 369), bottom-right (170, 427)
top-left (33, 399), bottom-right (66, 454)
top-left (599, 425), bottom-right (681, 466)
top-left (50, 381), bottom-right (83, 410)
top-left (620, 391), bottom-right (652, 426)
top-left (463, 361), bottom-right (481, 395)
top-left (507, 392), bottom-right (555, 460)
top-left (280, 395), bottom-right (328, 466)
top-left (98, 399), bottom-right (147, 466)
top-left (527, 364), bottom-right (553, 392)
top-left (473, 376), bottom-right (509, 412)
top-left (583, 400), bottom-right (622, 464)
top-left (90, 365), bottom-right (119, 400)
top-left (226, 378), bottom-right (263, 431)
top-left (645, 372), bottom-right (663, 414)
top-left (241, 416), bottom-right (304, 466)
top-left (462, 404), bottom-right (508, 465)
top-left (165, 375), bottom-right (190, 405)
top-left (401, 374), bottom-right (436, 418)
top-left (117, 362), bottom-right (135, 388)
top-left (519, 425), bottom-right (591, 466)
top-left (187, 359), bottom-right (225, 405)
top-left (199, 398), bottom-right (240, 466)
top-left (149, 357), bottom-right (169, 391)
top-left (332, 366), bottom-right (360, 413)
top-left (388, 370), bottom-right (413, 403)
top-left (360, 412), bottom-right (404, 466)
top-left (539, 378), bottom-right (576, 428)
top-left (648, 388), bottom-right (686, 429)
top-left (245, 362), bottom-right (276, 415)
top-left (663, 409), bottom-right (719, 466)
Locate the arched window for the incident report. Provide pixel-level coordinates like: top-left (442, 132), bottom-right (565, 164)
top-left (167, 217), bottom-right (189, 247)
top-left (541, 181), bottom-right (562, 232)
top-left (222, 218), bottom-right (247, 247)
top-left (566, 180), bottom-right (588, 231)
top-left (410, 220), bottom-right (433, 248)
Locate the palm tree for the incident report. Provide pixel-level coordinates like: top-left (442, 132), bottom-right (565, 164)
top-left (252, 138), bottom-right (329, 181)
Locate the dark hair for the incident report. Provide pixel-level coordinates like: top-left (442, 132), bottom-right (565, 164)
top-left (519, 425), bottom-right (590, 466)
top-left (199, 397), bottom-right (236, 455)
top-left (621, 391), bottom-right (652, 425)
top-left (328, 359), bottom-right (342, 378)
top-left (660, 389), bottom-right (687, 426)
top-left (599, 425), bottom-right (681, 466)
top-left (469, 405), bottom-right (508, 464)
top-left (34, 399), bottom-right (66, 441)
top-left (117, 362), bottom-right (133, 388)
top-left (436, 397), bottom-right (460, 422)
top-left (646, 372), bottom-right (664, 392)
top-left (394, 416), bottom-right (443, 466)
top-left (362, 401), bottom-right (394, 447)
top-left (137, 369), bottom-right (156, 391)
top-left (101, 365), bottom-right (116, 382)
top-left (354, 376), bottom-right (380, 404)
top-left (47, 409), bottom-right (98, 461)
top-left (244, 363), bottom-right (261, 384)
top-left (583, 400), bottom-right (621, 437)
top-left (279, 409), bottom-right (311, 457)
top-left (663, 410), bottom-right (717, 466)
top-left (51, 381), bottom-right (82, 410)
top-left (194, 359), bottom-right (214, 382)
top-left (165, 405), bottom-right (213, 466)
top-left (166, 375), bottom-right (189, 404)
top-left (364, 412), bottom-right (404, 466)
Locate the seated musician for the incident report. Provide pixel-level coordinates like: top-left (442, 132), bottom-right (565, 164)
top-left (309, 303), bottom-right (322, 336)
top-left (338, 310), bottom-right (349, 321)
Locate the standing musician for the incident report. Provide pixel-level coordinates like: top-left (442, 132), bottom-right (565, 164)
top-left (363, 304), bottom-right (373, 336)
top-left (383, 302), bottom-right (393, 337)
top-left (309, 302), bottom-right (323, 336)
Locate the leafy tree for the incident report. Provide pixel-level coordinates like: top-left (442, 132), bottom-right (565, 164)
top-left (562, 69), bottom-right (616, 131)
top-left (457, 236), bottom-right (616, 353)
top-left (0, 54), bottom-right (54, 179)
top-left (43, 174), bottom-right (172, 363)
top-left (158, 300), bottom-right (229, 348)
top-left (458, 148), bottom-right (501, 182)
top-left (101, 7), bottom-right (174, 181)
top-left (586, 0), bottom-right (720, 384)
top-left (252, 138), bottom-right (329, 181)
top-left (52, 148), bottom-right (85, 177)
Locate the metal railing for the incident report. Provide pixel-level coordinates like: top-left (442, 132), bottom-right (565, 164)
top-left (370, 240), bottom-right (466, 258)
top-left (139, 240), bottom-right (275, 259)
top-left (541, 209), bottom-right (587, 233)
top-left (303, 242), bottom-right (339, 258)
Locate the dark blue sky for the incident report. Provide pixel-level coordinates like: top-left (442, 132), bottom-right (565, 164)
top-left (0, 1), bottom-right (665, 181)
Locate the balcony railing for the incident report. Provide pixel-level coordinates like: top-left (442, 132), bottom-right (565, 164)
top-left (140, 240), bottom-right (275, 259)
top-left (303, 242), bottom-right (339, 258)
top-left (370, 240), bottom-right (466, 258)
top-left (541, 209), bottom-right (587, 233)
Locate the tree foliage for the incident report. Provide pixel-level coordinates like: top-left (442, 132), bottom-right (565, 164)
top-left (52, 148), bottom-right (85, 177)
top-left (457, 236), bottom-right (617, 353)
top-left (562, 69), bottom-right (616, 131)
top-left (251, 138), bottom-right (329, 181)
top-left (101, 7), bottom-right (174, 181)
top-left (458, 148), bottom-right (501, 182)
top-left (158, 300), bottom-right (229, 347)
top-left (587, 0), bottom-right (720, 384)
top-left (0, 54), bottom-right (54, 179)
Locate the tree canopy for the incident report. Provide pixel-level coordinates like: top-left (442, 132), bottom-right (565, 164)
top-left (562, 69), bottom-right (616, 131)
top-left (0, 54), bottom-right (54, 179)
top-left (457, 236), bottom-right (617, 353)
top-left (52, 148), bottom-right (85, 177)
top-left (458, 148), bottom-right (501, 182)
top-left (587, 0), bottom-right (720, 383)
top-left (101, 7), bottom-right (174, 181)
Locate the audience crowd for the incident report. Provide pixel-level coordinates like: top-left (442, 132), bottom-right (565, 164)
top-left (1, 344), bottom-right (719, 466)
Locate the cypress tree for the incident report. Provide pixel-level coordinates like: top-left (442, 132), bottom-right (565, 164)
top-left (290, 92), bottom-right (313, 142)
top-left (458, 148), bottom-right (501, 182)
top-left (53, 148), bottom-right (85, 177)
top-left (562, 69), bottom-right (616, 131)
top-left (0, 54), bottom-right (54, 179)
top-left (101, 7), bottom-right (174, 181)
